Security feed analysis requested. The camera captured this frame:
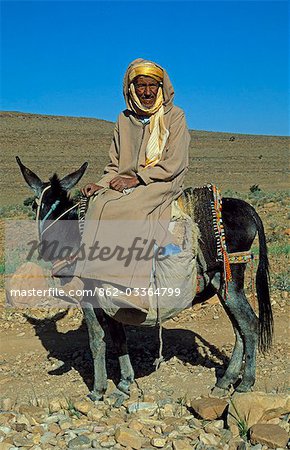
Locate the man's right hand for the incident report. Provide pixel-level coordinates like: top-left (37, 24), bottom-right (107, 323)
top-left (81, 183), bottom-right (103, 197)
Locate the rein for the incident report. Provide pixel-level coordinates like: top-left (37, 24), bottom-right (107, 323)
top-left (36, 185), bottom-right (80, 240)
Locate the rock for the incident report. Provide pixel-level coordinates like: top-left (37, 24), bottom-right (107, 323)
top-left (199, 429), bottom-right (220, 446)
top-left (13, 435), bottom-right (35, 447)
top-left (227, 438), bottom-right (246, 450)
top-left (40, 431), bottom-right (57, 445)
top-left (18, 405), bottom-right (47, 420)
top-left (1, 399), bottom-right (13, 411)
top-left (227, 392), bottom-right (290, 437)
top-left (87, 408), bottom-right (104, 421)
top-left (188, 417), bottom-right (203, 429)
top-left (163, 403), bottom-right (174, 416)
top-left (127, 402), bottom-right (157, 414)
top-left (128, 418), bottom-right (143, 432)
top-left (115, 426), bottom-right (142, 449)
top-left (14, 423), bottom-right (27, 432)
top-left (68, 435), bottom-right (91, 448)
top-left (0, 444), bottom-right (14, 450)
top-left (99, 438), bottom-right (116, 447)
top-left (191, 397), bottom-right (228, 420)
top-left (0, 427), bottom-right (11, 435)
top-left (48, 423), bottom-right (60, 434)
top-left (59, 419), bottom-right (72, 430)
top-left (104, 416), bottom-right (124, 426)
top-left (219, 428), bottom-right (233, 445)
top-left (204, 420), bottom-right (224, 435)
top-left (48, 399), bottom-right (62, 413)
top-left (250, 423), bottom-right (289, 448)
top-left (172, 439), bottom-right (193, 450)
top-left (151, 437), bottom-right (167, 447)
top-left (0, 414), bottom-right (16, 426)
top-left (74, 400), bottom-right (92, 415)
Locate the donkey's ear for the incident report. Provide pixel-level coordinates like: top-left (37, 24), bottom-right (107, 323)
top-left (16, 156), bottom-right (44, 196)
top-left (60, 162), bottom-right (88, 191)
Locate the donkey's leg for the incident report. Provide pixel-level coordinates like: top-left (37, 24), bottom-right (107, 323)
top-left (213, 319), bottom-right (244, 395)
top-left (204, 274), bottom-right (244, 395)
top-left (82, 302), bottom-right (108, 401)
top-left (105, 315), bottom-right (134, 395)
top-left (220, 265), bottom-right (259, 392)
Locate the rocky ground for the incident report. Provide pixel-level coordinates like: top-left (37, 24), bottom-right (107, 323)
top-left (0, 112), bottom-right (289, 448)
top-left (0, 290), bottom-right (289, 449)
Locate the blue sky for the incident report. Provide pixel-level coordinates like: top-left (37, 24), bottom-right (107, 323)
top-left (1, 1), bottom-right (289, 135)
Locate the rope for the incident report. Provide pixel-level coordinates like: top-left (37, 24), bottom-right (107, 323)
top-left (151, 243), bottom-right (164, 370)
top-left (35, 184), bottom-right (80, 239)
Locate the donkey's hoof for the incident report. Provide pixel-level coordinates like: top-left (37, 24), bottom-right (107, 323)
top-left (117, 380), bottom-right (132, 396)
top-left (87, 390), bottom-right (104, 402)
top-left (108, 389), bottom-right (129, 408)
top-left (235, 384), bottom-right (253, 393)
top-left (210, 386), bottom-right (231, 398)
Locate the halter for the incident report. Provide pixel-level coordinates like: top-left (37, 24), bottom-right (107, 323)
top-left (36, 185), bottom-right (80, 240)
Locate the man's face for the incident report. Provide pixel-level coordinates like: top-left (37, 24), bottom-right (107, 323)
top-left (133, 75), bottom-right (160, 109)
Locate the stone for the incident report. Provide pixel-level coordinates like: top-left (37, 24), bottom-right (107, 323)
top-left (48, 423), bottom-right (60, 434)
top-left (99, 438), bottom-right (116, 447)
top-left (227, 392), bottom-right (290, 437)
top-left (141, 427), bottom-right (159, 440)
top-left (127, 402), bottom-right (157, 414)
top-left (250, 423), bottom-right (288, 448)
top-left (199, 429), bottom-right (220, 446)
top-left (2, 399), bottom-right (13, 411)
top-left (18, 405), bottom-right (47, 422)
top-left (68, 434), bottom-right (91, 448)
top-left (0, 414), bottom-right (16, 426)
top-left (191, 397), bottom-right (228, 420)
top-left (163, 403), bottom-right (174, 416)
top-left (115, 426), bottom-right (142, 449)
top-left (0, 427), bottom-right (11, 435)
top-left (87, 408), bottom-right (104, 421)
top-left (13, 435), bottom-right (35, 447)
top-left (172, 440), bottom-right (193, 450)
top-left (48, 399), bottom-right (61, 413)
top-left (128, 418), bottom-right (143, 432)
top-left (0, 444), bottom-right (14, 450)
top-left (204, 420), bottom-right (224, 435)
top-left (151, 437), bottom-right (167, 447)
top-left (59, 419), bottom-right (72, 430)
top-left (74, 400), bottom-right (92, 415)
top-left (227, 438), bottom-right (246, 450)
top-left (14, 423), bottom-right (27, 432)
top-left (188, 417), bottom-right (203, 429)
top-left (40, 432), bottom-right (57, 445)
top-left (16, 414), bottom-right (30, 427)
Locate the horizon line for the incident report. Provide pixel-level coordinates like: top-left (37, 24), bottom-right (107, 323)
top-left (1, 109), bottom-right (289, 138)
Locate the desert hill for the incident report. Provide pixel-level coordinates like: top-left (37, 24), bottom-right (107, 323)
top-left (1, 111), bottom-right (288, 206)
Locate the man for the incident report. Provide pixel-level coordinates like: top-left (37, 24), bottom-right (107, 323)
top-left (67, 58), bottom-right (191, 302)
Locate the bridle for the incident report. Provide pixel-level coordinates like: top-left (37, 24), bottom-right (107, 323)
top-left (36, 185), bottom-right (80, 241)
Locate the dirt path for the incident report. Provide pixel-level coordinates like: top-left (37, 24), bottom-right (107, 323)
top-left (0, 291), bottom-right (288, 407)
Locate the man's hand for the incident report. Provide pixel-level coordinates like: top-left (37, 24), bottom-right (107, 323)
top-left (110, 176), bottom-right (140, 192)
top-left (81, 183), bottom-right (103, 197)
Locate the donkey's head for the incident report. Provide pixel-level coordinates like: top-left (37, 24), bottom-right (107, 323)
top-left (16, 156), bottom-right (88, 263)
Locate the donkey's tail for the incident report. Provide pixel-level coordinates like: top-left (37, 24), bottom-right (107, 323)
top-left (252, 208), bottom-right (273, 352)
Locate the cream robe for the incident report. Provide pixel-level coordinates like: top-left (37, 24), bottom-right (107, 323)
top-left (75, 60), bottom-right (191, 289)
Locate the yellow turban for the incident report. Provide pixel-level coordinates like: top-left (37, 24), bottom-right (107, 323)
top-left (128, 63), bottom-right (163, 84)
top-left (127, 62), bottom-right (169, 168)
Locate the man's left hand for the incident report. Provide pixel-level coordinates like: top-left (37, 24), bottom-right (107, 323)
top-left (110, 176), bottom-right (140, 192)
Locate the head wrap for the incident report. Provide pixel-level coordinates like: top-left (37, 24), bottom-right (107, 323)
top-left (127, 61), bottom-right (170, 168)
